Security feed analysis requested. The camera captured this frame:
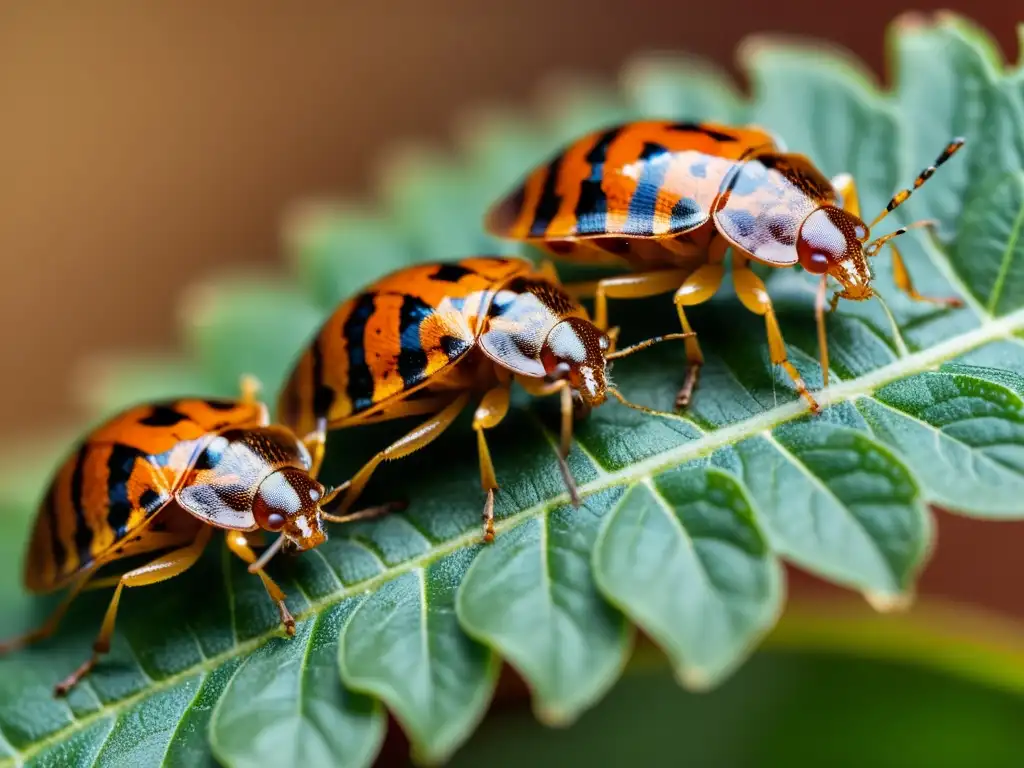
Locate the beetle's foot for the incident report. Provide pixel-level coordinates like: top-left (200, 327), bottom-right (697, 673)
top-left (675, 364), bottom-right (702, 409)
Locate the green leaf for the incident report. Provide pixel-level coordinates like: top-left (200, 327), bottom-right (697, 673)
top-left (4, 12), bottom-right (1024, 768)
top-left (211, 608), bottom-right (385, 768)
top-left (457, 491), bottom-right (633, 726)
top-left (338, 550), bottom-right (498, 764)
top-left (592, 470), bottom-right (782, 688)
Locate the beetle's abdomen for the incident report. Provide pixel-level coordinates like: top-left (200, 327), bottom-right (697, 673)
top-left (277, 257), bottom-right (534, 430)
top-left (486, 120), bottom-right (778, 241)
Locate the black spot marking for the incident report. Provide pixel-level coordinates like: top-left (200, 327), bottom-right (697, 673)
top-left (397, 295), bottom-right (433, 389)
top-left (193, 435), bottom-right (228, 471)
top-left (106, 443), bottom-right (142, 537)
top-left (574, 127), bottom-right (623, 235)
top-left (343, 292), bottom-right (377, 413)
top-left (669, 198), bottom-right (704, 231)
top-left (491, 184), bottom-right (526, 232)
top-left (69, 446), bottom-right (93, 566)
top-left (668, 122), bottom-right (737, 143)
top-left (626, 142), bottom-right (672, 235)
top-left (529, 156), bottom-right (564, 237)
top-left (204, 400), bottom-right (238, 411)
top-left (439, 334), bottom-right (471, 361)
top-left (215, 484), bottom-right (253, 513)
top-left (44, 485), bottom-right (67, 573)
top-left (310, 336), bottom-right (336, 420)
top-left (139, 489), bottom-right (162, 514)
top-left (722, 209), bottom-right (758, 239)
top-left (139, 406), bottom-right (188, 428)
top-left (766, 215), bottom-right (799, 246)
top-left (431, 263), bottom-right (476, 283)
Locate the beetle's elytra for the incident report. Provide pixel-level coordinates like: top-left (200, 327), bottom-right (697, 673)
top-left (486, 119), bottom-right (965, 411)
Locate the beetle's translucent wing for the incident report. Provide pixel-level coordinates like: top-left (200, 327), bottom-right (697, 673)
top-left (713, 152), bottom-right (838, 266)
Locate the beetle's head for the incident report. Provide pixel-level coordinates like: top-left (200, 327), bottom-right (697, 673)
top-left (540, 317), bottom-right (611, 407)
top-left (252, 467), bottom-right (327, 551)
top-left (796, 205), bottom-right (874, 302)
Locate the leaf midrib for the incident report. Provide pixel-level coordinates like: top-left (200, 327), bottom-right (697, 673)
top-left (5, 305), bottom-right (1024, 767)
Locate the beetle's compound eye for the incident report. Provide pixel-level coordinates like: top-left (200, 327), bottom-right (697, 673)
top-left (802, 250), bottom-right (830, 274)
top-left (265, 512), bottom-right (286, 531)
top-left (796, 206), bottom-right (865, 275)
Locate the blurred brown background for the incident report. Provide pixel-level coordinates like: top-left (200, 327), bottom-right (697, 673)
top-left (1, 4), bottom-right (1022, 617)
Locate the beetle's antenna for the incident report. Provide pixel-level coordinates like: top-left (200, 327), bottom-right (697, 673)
top-left (865, 219), bottom-right (937, 257)
top-left (605, 332), bottom-right (694, 361)
top-left (248, 535), bottom-right (286, 574)
top-left (868, 138), bottom-right (964, 230)
top-left (608, 387), bottom-right (676, 417)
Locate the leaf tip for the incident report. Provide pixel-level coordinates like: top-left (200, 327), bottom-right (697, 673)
top-left (675, 665), bottom-right (714, 692)
top-left (864, 590), bottom-right (915, 613)
top-left (890, 10), bottom-right (936, 33)
top-left (533, 702), bottom-right (579, 729)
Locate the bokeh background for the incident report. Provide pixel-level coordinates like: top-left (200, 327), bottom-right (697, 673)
top-left (2, 4), bottom-right (1024, 762)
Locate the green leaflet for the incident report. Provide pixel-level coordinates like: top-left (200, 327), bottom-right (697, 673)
top-left (592, 471), bottom-right (781, 688)
top-left (3, 13), bottom-right (1024, 768)
top-left (211, 607), bottom-right (384, 768)
top-left (338, 549), bottom-right (498, 764)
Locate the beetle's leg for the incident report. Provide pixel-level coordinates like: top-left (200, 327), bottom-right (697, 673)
top-left (302, 416), bottom-right (328, 479)
top-left (320, 392), bottom-right (472, 517)
top-left (0, 571), bottom-right (95, 655)
top-left (82, 530), bottom-right (201, 590)
top-left (239, 374), bottom-right (262, 405)
top-left (516, 376), bottom-right (581, 508)
top-left (581, 269), bottom-right (690, 332)
top-left (472, 382), bottom-right (512, 543)
top-left (672, 256), bottom-right (727, 409)
top-left (732, 257), bottom-right (820, 414)
top-left (53, 525), bottom-right (212, 696)
top-left (347, 395), bottom-right (468, 426)
top-left (831, 173), bottom-right (861, 217)
top-left (889, 241), bottom-right (964, 308)
top-left (225, 531), bottom-right (296, 636)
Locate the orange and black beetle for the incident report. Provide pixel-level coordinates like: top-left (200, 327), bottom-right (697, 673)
top-left (277, 255), bottom-right (686, 542)
top-left (0, 380), bottom-right (390, 695)
top-left (486, 120), bottom-right (965, 411)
